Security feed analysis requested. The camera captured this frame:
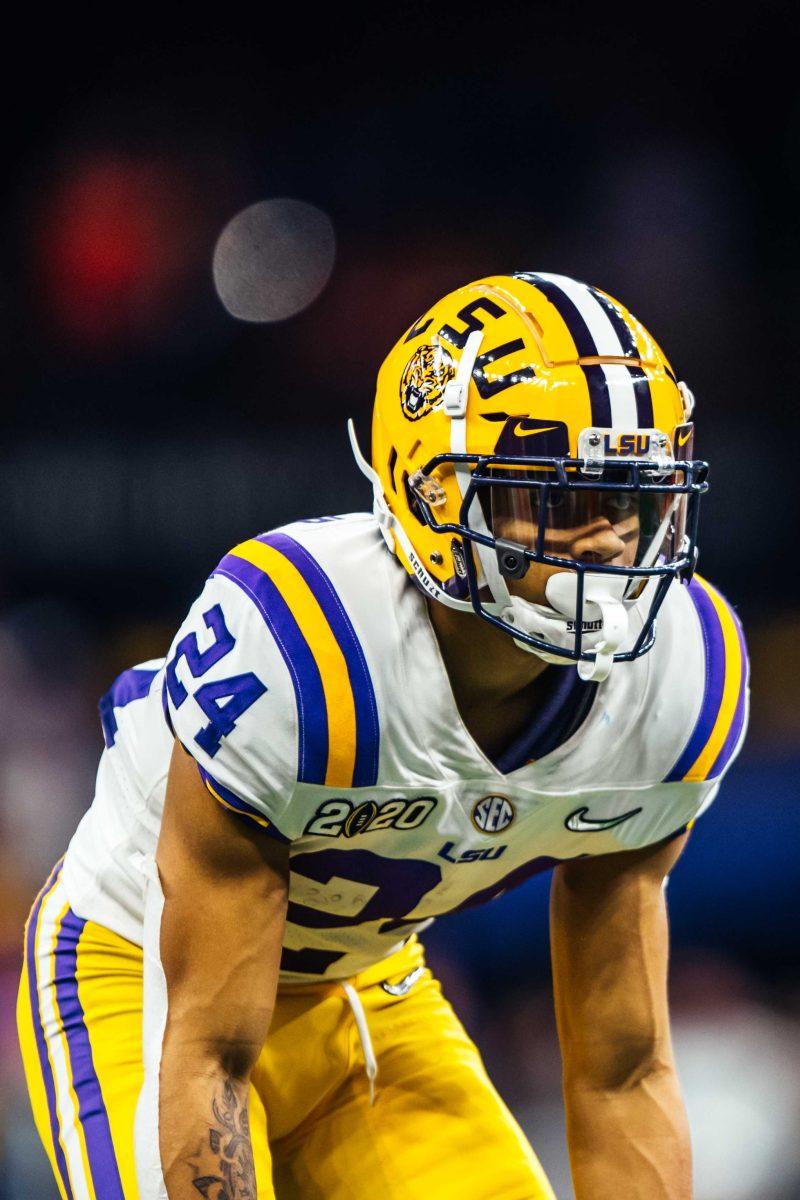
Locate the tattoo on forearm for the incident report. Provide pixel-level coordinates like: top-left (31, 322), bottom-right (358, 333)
top-left (190, 1078), bottom-right (257, 1200)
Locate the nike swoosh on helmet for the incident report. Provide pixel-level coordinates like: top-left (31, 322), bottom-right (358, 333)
top-left (513, 422), bottom-right (560, 437)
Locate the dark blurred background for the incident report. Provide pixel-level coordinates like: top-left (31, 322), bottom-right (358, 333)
top-left (1, 6), bottom-right (798, 1198)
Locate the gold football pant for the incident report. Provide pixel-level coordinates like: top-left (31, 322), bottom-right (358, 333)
top-left (18, 863), bottom-right (555, 1199)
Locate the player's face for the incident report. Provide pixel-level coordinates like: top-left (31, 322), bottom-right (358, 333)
top-left (489, 476), bottom-right (642, 606)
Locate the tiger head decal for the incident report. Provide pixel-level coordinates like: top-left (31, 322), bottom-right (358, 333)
top-left (399, 343), bottom-right (456, 421)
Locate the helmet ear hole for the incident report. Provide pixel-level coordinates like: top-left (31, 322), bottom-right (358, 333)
top-left (387, 447), bottom-right (398, 493)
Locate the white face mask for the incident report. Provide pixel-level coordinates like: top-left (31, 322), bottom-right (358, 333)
top-left (501, 571), bottom-right (634, 682)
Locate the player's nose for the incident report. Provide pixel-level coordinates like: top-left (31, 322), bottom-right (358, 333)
top-left (570, 518), bottom-right (627, 564)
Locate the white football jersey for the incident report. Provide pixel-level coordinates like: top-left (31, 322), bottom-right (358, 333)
top-left (63, 514), bottom-right (749, 981)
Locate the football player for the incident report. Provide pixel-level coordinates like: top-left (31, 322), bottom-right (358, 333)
top-left (18, 273), bottom-right (748, 1200)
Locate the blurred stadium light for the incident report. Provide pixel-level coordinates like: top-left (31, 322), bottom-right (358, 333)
top-left (35, 156), bottom-right (202, 351)
top-left (212, 198), bottom-right (335, 322)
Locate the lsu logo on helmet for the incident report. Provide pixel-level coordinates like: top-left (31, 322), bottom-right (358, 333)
top-left (399, 343), bottom-right (455, 421)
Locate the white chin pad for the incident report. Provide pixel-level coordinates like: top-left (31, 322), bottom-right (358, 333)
top-left (545, 572), bottom-right (629, 682)
top-left (499, 571), bottom-right (634, 680)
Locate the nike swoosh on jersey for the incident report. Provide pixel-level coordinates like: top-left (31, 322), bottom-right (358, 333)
top-left (564, 805), bottom-right (642, 832)
top-left (677, 429), bottom-right (692, 446)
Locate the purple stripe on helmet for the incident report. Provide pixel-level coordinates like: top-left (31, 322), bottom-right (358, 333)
top-left (584, 288), bottom-right (656, 427)
top-left (25, 863), bottom-right (74, 1200)
top-left (197, 763), bottom-right (290, 843)
top-left (708, 604), bottom-right (749, 780)
top-left (580, 363), bottom-right (613, 427)
top-left (514, 273), bottom-right (614, 426)
top-left (99, 667), bottom-right (159, 748)
top-left (516, 273), bottom-right (596, 357)
top-left (54, 908), bottom-right (125, 1199)
top-left (214, 553), bottom-right (328, 784)
top-left (626, 363), bottom-right (655, 428)
top-left (665, 579), bottom-right (726, 781)
top-left (258, 532), bottom-right (380, 788)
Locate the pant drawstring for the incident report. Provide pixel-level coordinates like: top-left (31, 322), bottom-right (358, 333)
top-left (341, 981), bottom-right (378, 1105)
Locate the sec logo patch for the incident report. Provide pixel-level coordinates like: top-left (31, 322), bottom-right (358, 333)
top-left (472, 795), bottom-right (515, 834)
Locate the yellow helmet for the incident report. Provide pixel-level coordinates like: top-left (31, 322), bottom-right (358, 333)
top-left (349, 272), bottom-right (707, 681)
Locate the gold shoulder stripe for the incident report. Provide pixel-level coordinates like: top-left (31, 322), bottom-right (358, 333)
top-left (229, 539), bottom-right (358, 789)
top-left (683, 576), bottom-right (745, 782)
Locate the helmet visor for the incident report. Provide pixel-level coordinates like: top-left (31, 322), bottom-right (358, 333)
top-left (484, 466), bottom-right (688, 571)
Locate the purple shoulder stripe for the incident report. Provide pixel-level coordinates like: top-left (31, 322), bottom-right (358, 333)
top-left (99, 666), bottom-right (159, 748)
top-left (213, 552), bottom-right (329, 785)
top-left (258, 532), bottom-right (380, 788)
top-left (197, 763), bottom-right (291, 843)
top-left (708, 602), bottom-right (749, 779)
top-left (664, 580), bottom-right (726, 782)
top-left (665, 579), bottom-right (748, 783)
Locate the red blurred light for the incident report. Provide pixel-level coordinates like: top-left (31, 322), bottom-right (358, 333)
top-left (37, 155), bottom-right (195, 350)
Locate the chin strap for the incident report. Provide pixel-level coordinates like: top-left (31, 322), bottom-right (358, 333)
top-left (347, 418), bottom-right (396, 552)
top-left (504, 573), bottom-right (631, 682)
top-left (348, 419), bottom-right (468, 612)
top-left (576, 604), bottom-right (624, 682)
top-left (548, 573), bottom-right (629, 682)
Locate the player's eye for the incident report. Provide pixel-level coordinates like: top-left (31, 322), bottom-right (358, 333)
top-left (605, 493), bottom-right (637, 515)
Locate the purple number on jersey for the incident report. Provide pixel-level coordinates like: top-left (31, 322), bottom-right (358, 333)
top-left (287, 849), bottom-right (442, 929)
top-left (165, 604), bottom-right (236, 706)
top-left (193, 673), bottom-right (267, 757)
top-left (166, 604), bottom-right (267, 757)
top-left (281, 850), bottom-right (443, 976)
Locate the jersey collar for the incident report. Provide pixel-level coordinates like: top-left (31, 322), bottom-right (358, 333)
top-left (492, 666), bottom-right (598, 775)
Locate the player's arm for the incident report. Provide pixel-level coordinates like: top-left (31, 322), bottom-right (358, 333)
top-left (550, 832), bottom-right (691, 1200)
top-left (155, 740), bottom-right (289, 1199)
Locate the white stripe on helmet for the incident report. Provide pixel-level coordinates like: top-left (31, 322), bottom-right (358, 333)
top-left (536, 272), bottom-right (639, 429)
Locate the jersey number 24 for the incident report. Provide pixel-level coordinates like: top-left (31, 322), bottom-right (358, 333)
top-left (165, 604), bottom-right (266, 757)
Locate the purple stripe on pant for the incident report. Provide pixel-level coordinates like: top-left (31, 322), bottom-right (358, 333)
top-left (53, 908), bottom-right (125, 1198)
top-left (26, 862), bottom-right (74, 1200)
